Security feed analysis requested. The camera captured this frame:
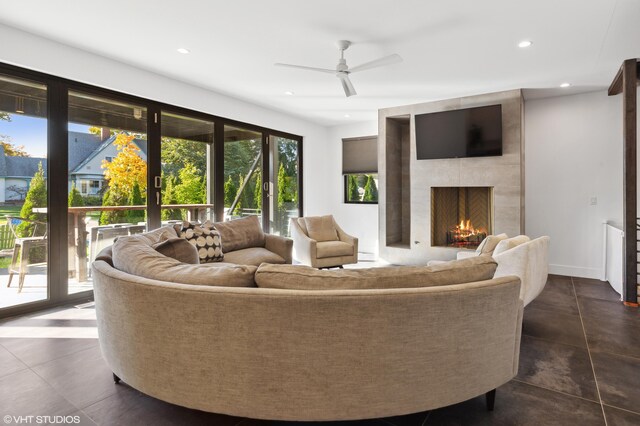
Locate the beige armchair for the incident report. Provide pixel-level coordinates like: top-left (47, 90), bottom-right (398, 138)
top-left (290, 215), bottom-right (358, 268)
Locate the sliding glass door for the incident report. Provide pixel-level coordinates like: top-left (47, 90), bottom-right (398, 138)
top-left (67, 91), bottom-right (148, 293)
top-left (0, 74), bottom-right (48, 309)
top-left (161, 112), bottom-right (214, 223)
top-left (268, 135), bottom-right (300, 236)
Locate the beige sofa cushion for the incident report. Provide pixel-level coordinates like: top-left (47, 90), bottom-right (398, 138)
top-left (303, 215), bottom-right (338, 242)
top-left (316, 241), bottom-right (354, 258)
top-left (152, 237), bottom-right (199, 264)
top-left (112, 232), bottom-right (256, 287)
top-left (475, 233), bottom-right (508, 255)
top-left (493, 235), bottom-right (531, 256)
top-left (213, 215), bottom-right (265, 252)
top-left (221, 247), bottom-right (286, 267)
top-left (255, 255), bottom-right (497, 290)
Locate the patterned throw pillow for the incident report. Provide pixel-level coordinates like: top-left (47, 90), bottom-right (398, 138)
top-left (179, 220), bottom-right (224, 263)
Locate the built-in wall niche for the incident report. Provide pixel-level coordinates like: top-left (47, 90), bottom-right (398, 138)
top-left (431, 187), bottom-right (493, 250)
top-left (385, 115), bottom-right (411, 248)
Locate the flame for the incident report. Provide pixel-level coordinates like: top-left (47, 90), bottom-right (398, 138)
top-left (455, 219), bottom-right (484, 235)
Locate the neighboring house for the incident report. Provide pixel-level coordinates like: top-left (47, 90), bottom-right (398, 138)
top-left (68, 132), bottom-right (147, 196)
top-left (0, 131), bottom-right (147, 203)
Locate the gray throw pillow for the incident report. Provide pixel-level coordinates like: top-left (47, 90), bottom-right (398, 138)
top-left (153, 237), bottom-right (199, 264)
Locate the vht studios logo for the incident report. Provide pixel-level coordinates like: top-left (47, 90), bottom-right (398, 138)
top-left (3, 415), bottom-right (81, 424)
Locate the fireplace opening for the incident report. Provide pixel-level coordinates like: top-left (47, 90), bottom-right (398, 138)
top-left (431, 187), bottom-right (493, 249)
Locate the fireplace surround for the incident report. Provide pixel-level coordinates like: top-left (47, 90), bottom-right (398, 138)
top-left (378, 89), bottom-right (523, 264)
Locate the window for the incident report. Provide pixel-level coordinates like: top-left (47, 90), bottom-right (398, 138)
top-left (342, 136), bottom-right (377, 204)
top-left (104, 156), bottom-right (113, 162)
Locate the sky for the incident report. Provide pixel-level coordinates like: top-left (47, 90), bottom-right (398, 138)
top-left (0, 113), bottom-right (89, 158)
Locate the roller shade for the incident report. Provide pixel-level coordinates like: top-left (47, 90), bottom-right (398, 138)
top-left (342, 136), bottom-right (378, 174)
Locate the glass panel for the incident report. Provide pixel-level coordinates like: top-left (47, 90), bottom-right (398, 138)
top-left (0, 74), bottom-right (48, 309)
top-left (270, 136), bottom-right (299, 236)
top-left (223, 125), bottom-right (262, 222)
top-left (345, 173), bottom-right (378, 204)
top-left (161, 112), bottom-right (214, 224)
top-left (68, 91), bottom-right (147, 294)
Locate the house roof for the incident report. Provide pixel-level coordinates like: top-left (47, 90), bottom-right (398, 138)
top-left (70, 134), bottom-right (147, 175)
top-left (68, 131), bottom-right (103, 171)
top-left (0, 145), bottom-right (47, 178)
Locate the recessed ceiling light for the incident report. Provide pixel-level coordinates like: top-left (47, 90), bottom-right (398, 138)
top-left (284, 91), bottom-right (294, 95)
top-left (560, 82), bottom-right (571, 88)
top-left (344, 114), bottom-right (351, 118)
top-left (177, 48), bottom-right (190, 54)
top-left (518, 40), bottom-right (532, 48)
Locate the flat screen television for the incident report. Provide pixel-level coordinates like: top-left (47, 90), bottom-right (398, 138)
top-left (415, 104), bottom-right (502, 160)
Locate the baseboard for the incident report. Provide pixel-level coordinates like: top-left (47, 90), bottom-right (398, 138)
top-left (548, 264), bottom-right (603, 280)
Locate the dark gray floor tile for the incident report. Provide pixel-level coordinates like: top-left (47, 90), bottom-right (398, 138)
top-left (533, 276), bottom-right (579, 315)
top-left (591, 352), bottom-right (640, 414)
top-left (577, 297), bottom-right (640, 324)
top-left (0, 343), bottom-right (28, 378)
top-left (0, 369), bottom-right (77, 418)
top-left (516, 335), bottom-right (598, 401)
top-left (522, 303), bottom-right (587, 348)
top-left (0, 337), bottom-right (99, 368)
top-left (83, 387), bottom-right (243, 426)
top-left (32, 345), bottom-right (117, 409)
top-left (425, 381), bottom-right (604, 425)
top-left (379, 411), bottom-right (429, 426)
top-left (603, 405), bottom-right (640, 426)
top-left (582, 315), bottom-right (640, 359)
top-left (573, 279), bottom-right (621, 303)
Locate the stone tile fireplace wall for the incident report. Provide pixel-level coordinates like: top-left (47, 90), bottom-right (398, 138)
top-left (378, 89), bottom-right (524, 264)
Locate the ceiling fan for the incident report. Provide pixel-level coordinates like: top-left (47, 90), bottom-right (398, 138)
top-left (275, 40), bottom-right (403, 97)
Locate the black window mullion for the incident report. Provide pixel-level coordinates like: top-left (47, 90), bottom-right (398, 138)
top-left (47, 80), bottom-right (69, 301)
top-left (147, 105), bottom-right (162, 229)
top-left (213, 121), bottom-right (225, 222)
top-left (262, 133), bottom-right (270, 233)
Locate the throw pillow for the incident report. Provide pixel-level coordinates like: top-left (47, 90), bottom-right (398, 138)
top-left (475, 233), bottom-right (508, 255)
top-left (179, 220), bottom-right (224, 263)
top-left (493, 235), bottom-right (530, 256)
top-left (303, 215), bottom-right (339, 242)
top-left (212, 215), bottom-right (265, 252)
top-left (153, 237), bottom-right (200, 264)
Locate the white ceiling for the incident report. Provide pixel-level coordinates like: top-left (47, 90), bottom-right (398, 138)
top-left (1, 0), bottom-right (639, 126)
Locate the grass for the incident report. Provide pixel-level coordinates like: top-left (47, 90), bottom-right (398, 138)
top-left (0, 205), bottom-right (22, 224)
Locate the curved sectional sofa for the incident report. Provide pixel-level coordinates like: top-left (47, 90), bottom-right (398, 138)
top-left (92, 224), bottom-right (525, 421)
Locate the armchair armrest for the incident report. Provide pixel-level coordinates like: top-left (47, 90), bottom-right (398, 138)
top-left (334, 221), bottom-right (358, 257)
top-left (265, 234), bottom-right (293, 264)
top-left (290, 218), bottom-right (317, 266)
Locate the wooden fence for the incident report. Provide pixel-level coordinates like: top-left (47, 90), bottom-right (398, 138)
top-left (0, 223), bottom-right (14, 250)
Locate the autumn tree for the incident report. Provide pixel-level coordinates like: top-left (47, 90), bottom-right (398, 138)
top-left (0, 141), bottom-right (30, 157)
top-left (101, 134), bottom-right (147, 195)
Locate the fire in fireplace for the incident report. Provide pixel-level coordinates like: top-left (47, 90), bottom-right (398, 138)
top-left (431, 187), bottom-right (493, 249)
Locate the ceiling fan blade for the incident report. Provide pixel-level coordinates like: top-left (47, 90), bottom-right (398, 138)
top-left (349, 54), bottom-right (403, 73)
top-left (338, 74), bottom-right (357, 97)
top-left (274, 63), bottom-right (336, 74)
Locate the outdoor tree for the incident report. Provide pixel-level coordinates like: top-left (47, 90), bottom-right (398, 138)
top-left (362, 175), bottom-right (378, 202)
top-left (68, 182), bottom-right (85, 207)
top-left (161, 175), bottom-right (182, 220)
top-left (224, 175), bottom-right (237, 208)
top-left (101, 134), bottom-right (147, 195)
top-left (161, 137), bottom-right (207, 179)
top-left (0, 112), bottom-right (10, 121)
top-left (233, 175), bottom-right (248, 215)
top-left (0, 140), bottom-right (30, 157)
top-left (17, 162), bottom-right (47, 237)
top-left (253, 172), bottom-right (262, 212)
top-left (99, 189), bottom-right (127, 225)
top-left (348, 175), bottom-right (360, 202)
top-left (126, 181), bottom-right (145, 223)
top-left (174, 163), bottom-right (205, 204)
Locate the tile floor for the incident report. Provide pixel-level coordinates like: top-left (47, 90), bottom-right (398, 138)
top-left (0, 275), bottom-right (639, 425)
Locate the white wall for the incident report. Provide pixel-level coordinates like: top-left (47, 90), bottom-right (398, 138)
top-left (325, 121), bottom-right (379, 253)
top-left (0, 24), bottom-right (330, 218)
top-left (525, 90), bottom-right (623, 278)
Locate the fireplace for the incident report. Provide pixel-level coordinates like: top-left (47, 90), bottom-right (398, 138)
top-left (431, 187), bottom-right (493, 249)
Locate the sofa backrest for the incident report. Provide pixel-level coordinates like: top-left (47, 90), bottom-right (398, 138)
top-left (493, 236), bottom-right (550, 306)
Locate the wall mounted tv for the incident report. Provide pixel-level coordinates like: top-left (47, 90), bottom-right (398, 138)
top-left (415, 104), bottom-right (503, 160)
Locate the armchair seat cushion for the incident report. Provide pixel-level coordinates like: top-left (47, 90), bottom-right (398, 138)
top-left (221, 247), bottom-right (286, 267)
top-left (316, 241), bottom-right (354, 258)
